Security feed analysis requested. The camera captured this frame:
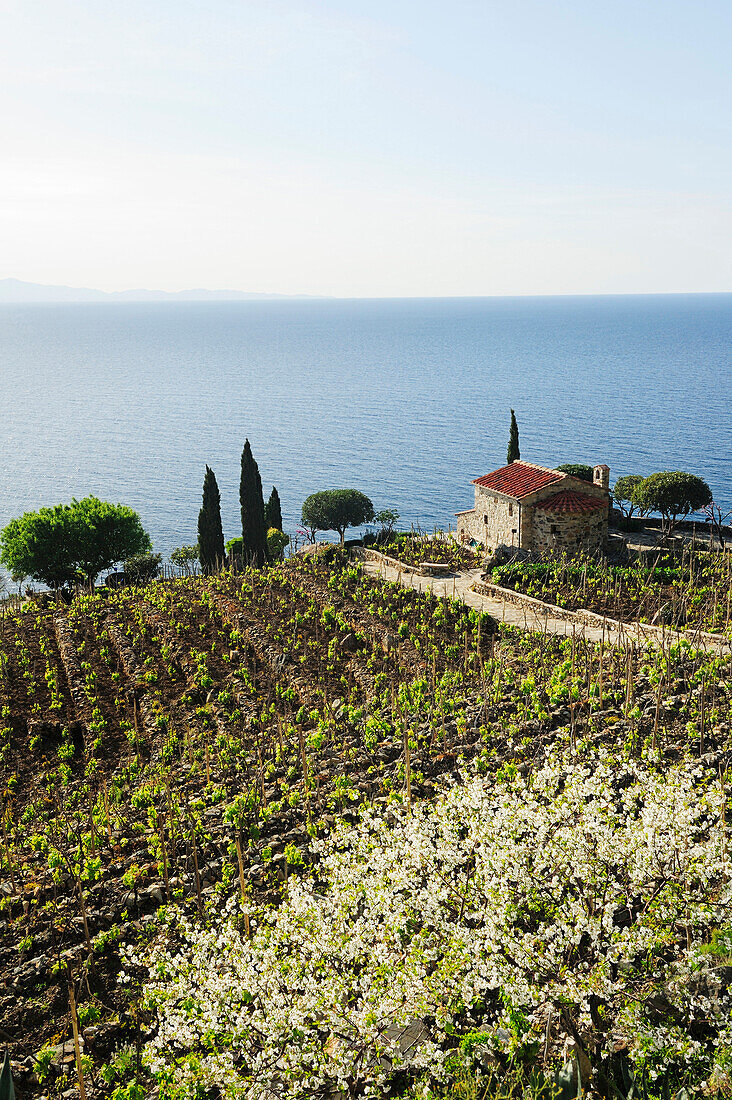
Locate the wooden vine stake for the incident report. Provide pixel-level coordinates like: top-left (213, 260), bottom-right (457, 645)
top-left (158, 820), bottom-right (170, 901)
top-left (67, 965), bottom-right (88, 1100)
top-left (102, 779), bottom-right (112, 842)
top-left (652, 676), bottom-right (663, 754)
top-left (403, 725), bottom-right (412, 812)
top-left (189, 823), bottom-right (203, 918)
top-left (699, 676), bottom-right (706, 756)
top-left (235, 833), bottom-right (251, 939)
top-left (1, 813), bottom-right (17, 896)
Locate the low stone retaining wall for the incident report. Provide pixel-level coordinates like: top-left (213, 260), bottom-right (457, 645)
top-left (358, 547), bottom-right (453, 576)
top-left (355, 548), bottom-right (730, 650)
top-left (471, 579), bottom-right (730, 650)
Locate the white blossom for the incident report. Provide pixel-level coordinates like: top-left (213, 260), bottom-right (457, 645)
top-left (134, 748), bottom-right (732, 1097)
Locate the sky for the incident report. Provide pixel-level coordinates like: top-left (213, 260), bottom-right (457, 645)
top-left (1, 0), bottom-right (730, 297)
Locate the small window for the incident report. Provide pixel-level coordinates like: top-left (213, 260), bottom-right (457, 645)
top-left (551, 524), bottom-right (558, 535)
top-left (508, 503), bottom-right (513, 516)
top-left (483, 514), bottom-right (488, 525)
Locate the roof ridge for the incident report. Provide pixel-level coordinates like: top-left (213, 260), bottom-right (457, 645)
top-left (511, 459), bottom-right (566, 475)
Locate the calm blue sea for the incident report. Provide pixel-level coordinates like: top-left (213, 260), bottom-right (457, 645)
top-left (1, 295), bottom-right (730, 565)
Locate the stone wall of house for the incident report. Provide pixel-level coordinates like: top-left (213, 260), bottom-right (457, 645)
top-left (531, 507), bottom-right (607, 556)
top-left (522, 477), bottom-right (608, 549)
top-left (456, 488), bottom-right (520, 549)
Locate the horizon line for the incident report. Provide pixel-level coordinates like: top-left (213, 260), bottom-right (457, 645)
top-left (1, 277), bottom-right (731, 304)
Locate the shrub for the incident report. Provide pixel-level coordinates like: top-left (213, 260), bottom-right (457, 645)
top-left (124, 552), bottom-right (161, 584)
top-left (555, 463), bottom-right (594, 483)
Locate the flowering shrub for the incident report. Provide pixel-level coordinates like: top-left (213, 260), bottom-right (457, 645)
top-left (135, 751), bottom-right (732, 1098)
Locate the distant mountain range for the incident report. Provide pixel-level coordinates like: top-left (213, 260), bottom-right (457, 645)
top-left (0, 278), bottom-right (323, 303)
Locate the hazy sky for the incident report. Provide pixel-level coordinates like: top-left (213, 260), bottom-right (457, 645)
top-left (1, 1), bottom-right (730, 296)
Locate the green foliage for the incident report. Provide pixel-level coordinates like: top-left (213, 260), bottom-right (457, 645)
top-left (267, 528), bottom-right (289, 562)
top-left (507, 409), bottom-right (520, 464)
top-left (33, 1047), bottom-right (54, 1085)
top-left (71, 498), bottom-right (152, 584)
top-left (0, 497), bottom-right (151, 587)
top-left (124, 552), bottom-right (162, 584)
top-left (170, 545), bottom-right (199, 574)
top-left (379, 533), bottom-right (482, 571)
top-left (374, 508), bottom-right (400, 535)
top-left (555, 463), bottom-right (594, 483)
top-left (0, 504), bottom-right (75, 587)
top-left (633, 471), bottom-right (713, 534)
top-left (301, 489), bottom-right (375, 545)
top-left (77, 1000), bottom-right (101, 1025)
top-left (613, 475), bottom-right (646, 519)
top-left (197, 466), bottom-right (225, 575)
top-left (240, 439), bottom-right (268, 567)
top-left (264, 486), bottom-right (283, 533)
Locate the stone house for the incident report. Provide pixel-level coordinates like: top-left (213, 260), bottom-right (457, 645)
top-left (455, 460), bottom-right (610, 556)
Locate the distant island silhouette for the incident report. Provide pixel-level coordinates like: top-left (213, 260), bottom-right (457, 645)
top-left (0, 278), bottom-right (325, 303)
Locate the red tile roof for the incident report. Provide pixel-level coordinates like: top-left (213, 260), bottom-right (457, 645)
top-left (472, 461), bottom-right (564, 499)
top-left (536, 490), bottom-right (606, 515)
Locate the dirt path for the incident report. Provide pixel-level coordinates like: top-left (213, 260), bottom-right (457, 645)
top-left (361, 559), bottom-right (732, 655)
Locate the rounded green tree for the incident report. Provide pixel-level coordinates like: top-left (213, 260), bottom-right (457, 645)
top-left (633, 471), bottom-right (712, 536)
top-left (0, 497), bottom-right (151, 589)
top-left (301, 490), bottom-right (374, 545)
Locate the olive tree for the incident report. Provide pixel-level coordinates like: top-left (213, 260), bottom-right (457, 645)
top-left (301, 490), bottom-right (374, 545)
top-left (633, 472), bottom-right (712, 537)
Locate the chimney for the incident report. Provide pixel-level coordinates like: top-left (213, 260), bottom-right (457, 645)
top-left (593, 464), bottom-right (610, 491)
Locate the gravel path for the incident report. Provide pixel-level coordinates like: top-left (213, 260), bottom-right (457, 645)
top-left (361, 559), bottom-right (732, 655)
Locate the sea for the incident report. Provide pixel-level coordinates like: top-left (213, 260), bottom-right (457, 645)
top-left (1, 294), bottom-right (730, 570)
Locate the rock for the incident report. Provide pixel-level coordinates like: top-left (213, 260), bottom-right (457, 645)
top-left (483, 543), bottom-right (532, 570)
top-left (139, 884), bottom-right (165, 905)
top-left (339, 633), bottom-right (358, 653)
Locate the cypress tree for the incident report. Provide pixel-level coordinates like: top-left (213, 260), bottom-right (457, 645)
top-left (239, 439), bottom-right (268, 566)
top-left (197, 465), bottom-right (225, 575)
top-left (507, 409), bottom-right (520, 464)
top-left (264, 486), bottom-right (283, 532)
